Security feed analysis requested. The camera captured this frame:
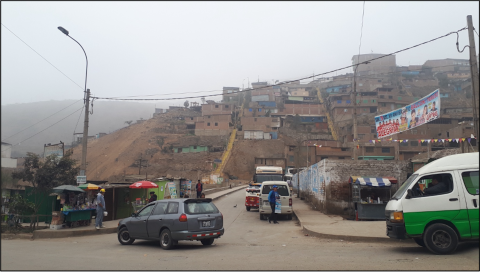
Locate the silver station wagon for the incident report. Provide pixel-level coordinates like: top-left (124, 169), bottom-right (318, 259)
top-left (117, 198), bottom-right (224, 249)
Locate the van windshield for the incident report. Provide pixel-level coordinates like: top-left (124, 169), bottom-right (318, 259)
top-left (262, 185), bottom-right (289, 196)
top-left (391, 174), bottom-right (418, 200)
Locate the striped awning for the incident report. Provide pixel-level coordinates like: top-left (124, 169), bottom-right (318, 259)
top-left (348, 176), bottom-right (391, 187)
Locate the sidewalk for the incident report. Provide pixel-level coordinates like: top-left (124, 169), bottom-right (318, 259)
top-left (292, 196), bottom-right (410, 243)
top-left (30, 185), bottom-right (248, 240)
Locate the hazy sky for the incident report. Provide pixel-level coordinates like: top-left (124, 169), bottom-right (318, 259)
top-left (2, 1), bottom-right (479, 106)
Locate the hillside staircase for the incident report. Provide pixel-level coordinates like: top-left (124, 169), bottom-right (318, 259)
top-left (316, 87), bottom-right (339, 141)
top-left (213, 128), bottom-right (237, 176)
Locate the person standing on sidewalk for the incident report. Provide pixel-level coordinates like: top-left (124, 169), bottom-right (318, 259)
top-left (95, 189), bottom-right (106, 230)
top-left (268, 185), bottom-right (280, 224)
top-left (196, 180), bottom-right (203, 198)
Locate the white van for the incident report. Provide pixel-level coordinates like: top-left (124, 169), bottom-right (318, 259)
top-left (258, 181), bottom-right (293, 220)
top-left (386, 152), bottom-right (479, 255)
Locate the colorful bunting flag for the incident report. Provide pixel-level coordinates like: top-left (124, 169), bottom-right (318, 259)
top-left (468, 138), bottom-right (472, 143)
top-left (434, 139), bottom-right (438, 143)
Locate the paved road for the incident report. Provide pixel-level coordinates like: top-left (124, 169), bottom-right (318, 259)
top-left (2, 189), bottom-right (478, 270)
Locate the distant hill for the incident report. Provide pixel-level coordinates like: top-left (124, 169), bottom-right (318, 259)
top-left (1, 100), bottom-right (170, 157)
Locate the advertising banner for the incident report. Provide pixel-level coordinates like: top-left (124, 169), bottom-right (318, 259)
top-left (375, 89), bottom-right (440, 138)
top-left (44, 143), bottom-right (64, 158)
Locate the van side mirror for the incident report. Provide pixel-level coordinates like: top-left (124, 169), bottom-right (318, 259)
top-left (406, 189), bottom-right (413, 199)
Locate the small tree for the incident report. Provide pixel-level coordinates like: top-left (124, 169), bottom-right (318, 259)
top-left (12, 151), bottom-right (79, 230)
top-left (125, 120), bottom-right (133, 126)
top-left (184, 100), bottom-right (190, 108)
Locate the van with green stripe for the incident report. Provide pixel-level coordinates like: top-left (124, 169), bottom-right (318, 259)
top-left (386, 152), bottom-right (479, 254)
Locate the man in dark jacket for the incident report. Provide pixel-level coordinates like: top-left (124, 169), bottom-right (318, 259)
top-left (148, 191), bottom-right (158, 203)
top-left (196, 180), bottom-right (203, 198)
top-left (268, 185), bottom-right (280, 224)
top-left (423, 178), bottom-right (448, 195)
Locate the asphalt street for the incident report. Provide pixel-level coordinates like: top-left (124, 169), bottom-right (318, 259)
top-left (2, 189), bottom-right (479, 270)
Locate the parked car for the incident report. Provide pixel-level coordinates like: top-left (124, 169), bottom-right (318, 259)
top-left (258, 181), bottom-right (293, 220)
top-left (117, 198), bottom-right (224, 250)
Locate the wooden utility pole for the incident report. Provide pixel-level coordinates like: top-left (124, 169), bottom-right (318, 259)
top-left (81, 89), bottom-right (90, 175)
top-left (352, 73), bottom-right (359, 160)
top-left (467, 15), bottom-right (479, 150)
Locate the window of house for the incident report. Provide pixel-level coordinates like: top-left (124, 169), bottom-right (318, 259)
top-left (178, 148), bottom-right (182, 153)
top-left (358, 134), bottom-right (365, 139)
top-left (388, 96), bottom-right (393, 99)
top-left (215, 122), bottom-right (218, 126)
top-left (371, 128), bottom-right (376, 133)
top-left (372, 99), bottom-right (376, 103)
top-left (421, 141), bottom-right (428, 146)
top-left (258, 109), bottom-right (262, 112)
top-left (321, 156), bottom-right (329, 160)
top-left (380, 95), bottom-right (385, 98)
top-left (193, 146), bottom-right (197, 149)
top-left (364, 108), bottom-right (367, 111)
top-left (380, 103), bottom-right (386, 107)
top-left (289, 146), bottom-right (295, 151)
top-left (359, 83), bottom-right (363, 86)
top-left (366, 147), bottom-right (374, 153)
top-left (357, 100), bottom-right (360, 104)
top-left (338, 157), bottom-right (345, 160)
top-left (446, 132), bottom-right (450, 137)
top-left (398, 96), bottom-right (402, 100)
top-left (254, 118), bottom-right (257, 122)
top-left (382, 147), bottom-right (390, 153)
top-left (363, 100), bottom-right (368, 104)
top-left (378, 80), bottom-right (382, 83)
top-left (411, 141), bottom-right (418, 146)
top-left (341, 148), bottom-right (348, 151)
top-left (208, 116), bottom-right (211, 118)
top-left (215, 105), bottom-right (219, 108)
top-left (412, 129), bottom-right (417, 135)
top-left (190, 117), bottom-right (194, 120)
top-left (337, 100), bottom-right (342, 104)
top-left (400, 141), bottom-right (408, 146)
top-left (374, 134), bottom-right (377, 138)
top-left (289, 155), bottom-right (294, 162)
top-left (225, 105), bottom-right (229, 108)
top-left (207, 122), bottom-right (210, 126)
top-left (346, 100), bottom-right (351, 104)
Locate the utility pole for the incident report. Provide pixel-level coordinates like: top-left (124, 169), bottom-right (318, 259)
top-left (467, 15), bottom-right (479, 150)
top-left (352, 73), bottom-right (358, 160)
top-left (81, 89), bottom-right (91, 175)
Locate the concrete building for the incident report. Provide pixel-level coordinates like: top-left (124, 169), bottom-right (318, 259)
top-left (423, 58), bottom-right (470, 72)
top-left (351, 53), bottom-right (396, 75)
top-left (1, 142), bottom-right (17, 168)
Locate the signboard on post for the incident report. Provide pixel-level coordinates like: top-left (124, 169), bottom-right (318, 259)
top-left (77, 176), bottom-right (87, 184)
top-left (375, 89), bottom-right (440, 138)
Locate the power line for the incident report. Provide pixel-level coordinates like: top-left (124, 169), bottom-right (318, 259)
top-left (3, 106), bottom-right (85, 152)
top-left (73, 105), bottom-right (85, 134)
top-left (93, 26), bottom-right (468, 102)
top-left (1, 23), bottom-right (84, 92)
top-left (1, 99), bottom-right (83, 142)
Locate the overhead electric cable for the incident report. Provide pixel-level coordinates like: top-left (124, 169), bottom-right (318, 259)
top-left (3, 106), bottom-right (85, 152)
top-left (1, 99), bottom-right (83, 142)
top-left (93, 26), bottom-right (467, 102)
top-left (1, 23), bottom-right (84, 91)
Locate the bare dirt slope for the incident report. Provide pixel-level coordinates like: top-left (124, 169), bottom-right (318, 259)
top-left (70, 113), bottom-right (222, 182)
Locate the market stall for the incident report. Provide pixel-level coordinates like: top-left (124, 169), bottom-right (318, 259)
top-left (349, 176), bottom-right (396, 221)
top-left (51, 185), bottom-right (94, 228)
top-left (129, 181), bottom-right (159, 213)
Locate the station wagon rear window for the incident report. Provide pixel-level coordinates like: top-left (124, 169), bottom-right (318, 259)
top-left (184, 202), bottom-right (219, 214)
top-left (262, 185), bottom-right (289, 196)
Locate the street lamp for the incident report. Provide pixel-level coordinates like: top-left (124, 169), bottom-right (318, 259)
top-left (58, 26), bottom-right (90, 178)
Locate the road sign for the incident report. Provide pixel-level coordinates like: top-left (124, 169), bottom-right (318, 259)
top-left (77, 176), bottom-right (87, 184)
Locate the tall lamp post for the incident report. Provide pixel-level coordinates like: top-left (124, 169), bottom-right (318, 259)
top-left (58, 26), bottom-right (90, 178)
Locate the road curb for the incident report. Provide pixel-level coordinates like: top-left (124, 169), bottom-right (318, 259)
top-left (211, 185), bottom-right (248, 200)
top-left (2, 233), bottom-right (34, 240)
top-left (33, 227), bottom-right (117, 240)
top-left (292, 210), bottom-right (412, 244)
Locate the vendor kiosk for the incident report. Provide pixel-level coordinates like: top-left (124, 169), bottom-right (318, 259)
top-left (349, 176), bottom-right (396, 220)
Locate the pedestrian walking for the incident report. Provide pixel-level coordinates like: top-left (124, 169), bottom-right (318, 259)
top-left (196, 180), bottom-right (203, 198)
top-left (95, 189), bottom-right (106, 230)
top-left (268, 185), bottom-right (280, 224)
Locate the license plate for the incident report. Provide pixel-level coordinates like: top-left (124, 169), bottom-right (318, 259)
top-left (202, 221), bottom-right (211, 227)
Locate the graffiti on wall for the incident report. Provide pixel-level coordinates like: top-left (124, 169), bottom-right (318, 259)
top-left (293, 161), bottom-right (328, 201)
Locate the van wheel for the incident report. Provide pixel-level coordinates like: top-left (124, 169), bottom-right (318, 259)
top-left (118, 227), bottom-right (135, 245)
top-left (160, 229), bottom-right (176, 250)
top-left (423, 223), bottom-right (458, 255)
top-left (413, 237), bottom-right (425, 247)
top-left (246, 207), bottom-right (251, 211)
top-left (201, 238), bottom-right (214, 246)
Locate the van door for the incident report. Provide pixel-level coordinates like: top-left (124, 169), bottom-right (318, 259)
top-left (458, 170), bottom-right (479, 238)
top-left (402, 172), bottom-right (461, 236)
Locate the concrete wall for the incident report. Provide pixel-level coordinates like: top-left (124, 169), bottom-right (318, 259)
top-left (292, 159), bottom-right (411, 216)
top-left (1, 157), bottom-right (17, 168)
top-left (202, 104), bottom-right (233, 116)
top-left (1, 143), bottom-right (12, 158)
top-left (277, 104), bottom-right (326, 115)
top-left (194, 129), bottom-right (231, 136)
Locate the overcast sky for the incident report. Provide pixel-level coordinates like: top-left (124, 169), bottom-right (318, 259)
top-left (2, 1), bottom-right (479, 106)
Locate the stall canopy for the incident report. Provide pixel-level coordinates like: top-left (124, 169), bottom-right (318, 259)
top-left (348, 176), bottom-right (392, 187)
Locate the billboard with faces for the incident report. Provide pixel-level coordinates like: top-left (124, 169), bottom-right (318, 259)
top-left (375, 89), bottom-right (440, 138)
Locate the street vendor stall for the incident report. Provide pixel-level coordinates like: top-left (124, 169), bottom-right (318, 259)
top-left (129, 181), bottom-right (159, 213)
top-left (349, 176), bottom-right (396, 220)
top-left (51, 185), bottom-right (95, 228)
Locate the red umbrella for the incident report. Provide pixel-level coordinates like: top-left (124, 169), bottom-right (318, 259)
top-left (129, 180), bottom-right (159, 189)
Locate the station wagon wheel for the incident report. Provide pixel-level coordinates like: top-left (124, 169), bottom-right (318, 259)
top-left (118, 227), bottom-right (135, 245)
top-left (160, 229), bottom-right (176, 250)
top-left (423, 223), bottom-right (458, 255)
top-left (201, 238), bottom-right (214, 246)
